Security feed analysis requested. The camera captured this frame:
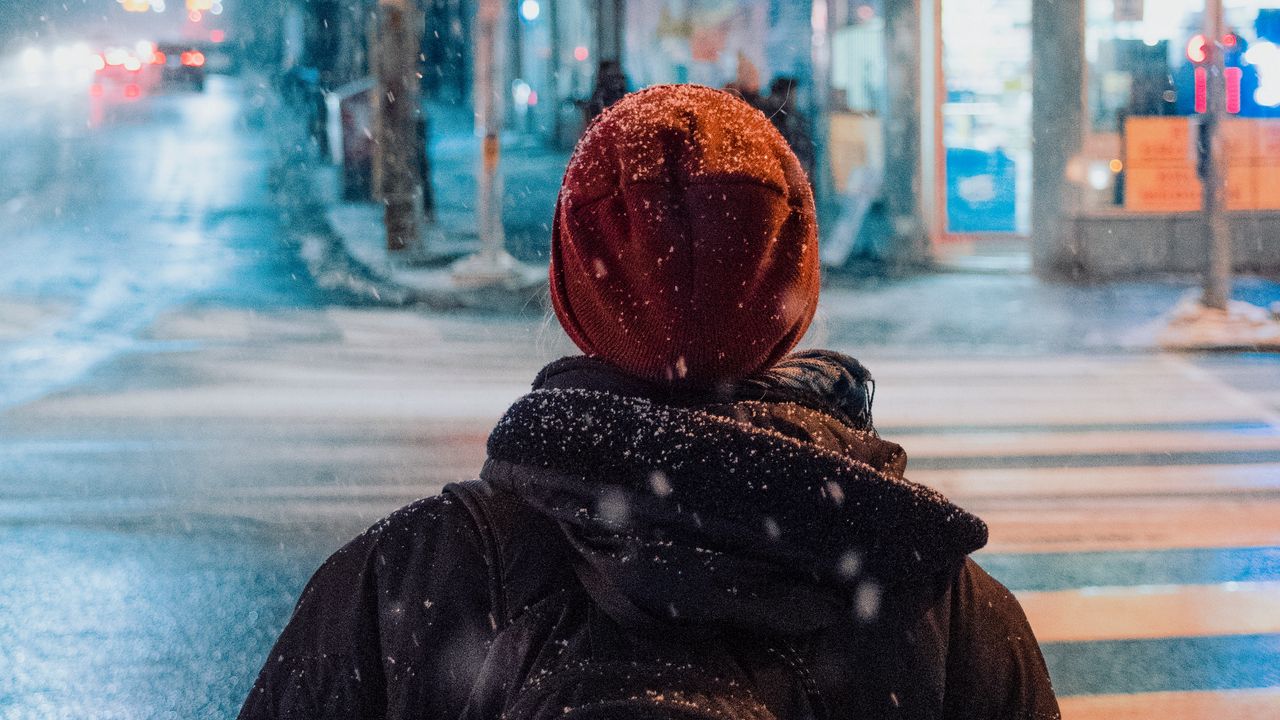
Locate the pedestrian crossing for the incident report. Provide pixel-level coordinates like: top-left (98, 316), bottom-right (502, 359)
top-left (9, 304), bottom-right (1277, 718)
top-left (72, 336), bottom-right (1274, 720)
top-left (180, 345), bottom-right (1276, 718)
top-left (862, 353), bottom-right (1280, 719)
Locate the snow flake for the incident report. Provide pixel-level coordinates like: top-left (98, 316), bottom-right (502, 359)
top-left (855, 581), bottom-right (882, 622)
top-left (762, 517), bottom-right (781, 540)
top-left (648, 470), bottom-right (673, 497)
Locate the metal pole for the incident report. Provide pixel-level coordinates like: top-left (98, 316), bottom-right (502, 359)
top-left (809, 0), bottom-right (831, 207)
top-left (881, 0), bottom-right (927, 265)
top-left (1202, 0), bottom-right (1232, 310)
top-left (477, 0), bottom-right (505, 260)
top-left (596, 0), bottom-right (623, 63)
top-left (376, 0), bottom-right (425, 256)
top-left (453, 0), bottom-right (521, 284)
top-left (547, 0), bottom-right (563, 147)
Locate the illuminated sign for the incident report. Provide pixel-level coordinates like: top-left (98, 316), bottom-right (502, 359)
top-left (118, 0), bottom-right (165, 11)
top-left (1125, 117), bottom-right (1280, 212)
top-left (1245, 41), bottom-right (1280, 108)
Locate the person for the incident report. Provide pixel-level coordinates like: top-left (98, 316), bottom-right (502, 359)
top-left (238, 84), bottom-right (1060, 720)
top-left (724, 51), bottom-right (767, 111)
top-left (584, 59), bottom-right (630, 124)
top-left (763, 75), bottom-right (816, 181)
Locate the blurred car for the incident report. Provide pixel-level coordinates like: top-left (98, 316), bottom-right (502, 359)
top-left (88, 44), bottom-right (155, 98)
top-left (155, 43), bottom-right (207, 91)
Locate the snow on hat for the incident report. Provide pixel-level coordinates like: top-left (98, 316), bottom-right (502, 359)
top-left (549, 84), bottom-right (819, 385)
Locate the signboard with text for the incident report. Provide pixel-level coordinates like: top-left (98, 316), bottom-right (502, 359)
top-left (1125, 117), bottom-right (1199, 212)
top-left (1125, 116), bottom-right (1280, 212)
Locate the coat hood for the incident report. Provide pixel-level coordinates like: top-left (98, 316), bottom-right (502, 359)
top-left (481, 357), bottom-right (987, 637)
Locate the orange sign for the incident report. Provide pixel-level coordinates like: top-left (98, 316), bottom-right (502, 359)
top-left (1125, 116), bottom-right (1280, 212)
top-left (1227, 164), bottom-right (1254, 211)
top-left (1125, 167), bottom-right (1201, 212)
top-left (1223, 118), bottom-right (1259, 163)
top-left (1255, 165), bottom-right (1280, 210)
top-left (1125, 118), bottom-right (1198, 212)
top-left (1256, 119), bottom-right (1280, 157)
top-left (1125, 117), bottom-right (1193, 167)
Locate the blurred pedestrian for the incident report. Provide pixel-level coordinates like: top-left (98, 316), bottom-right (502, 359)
top-left (763, 75), bottom-right (815, 180)
top-left (239, 85), bottom-right (1059, 720)
top-left (584, 59), bottom-right (630, 124)
top-left (723, 50), bottom-right (766, 111)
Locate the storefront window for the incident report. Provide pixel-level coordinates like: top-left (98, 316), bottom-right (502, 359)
top-left (1083, 0), bottom-right (1280, 212)
top-left (826, 1), bottom-right (887, 204)
top-left (941, 0), bottom-right (1031, 234)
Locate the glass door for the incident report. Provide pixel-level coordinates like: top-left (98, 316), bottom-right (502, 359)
top-left (940, 0), bottom-right (1032, 236)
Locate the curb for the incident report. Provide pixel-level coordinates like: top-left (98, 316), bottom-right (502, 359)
top-left (302, 209), bottom-right (551, 314)
top-left (269, 102), bottom-right (550, 315)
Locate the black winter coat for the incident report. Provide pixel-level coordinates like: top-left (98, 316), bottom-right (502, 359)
top-left (239, 356), bottom-right (1060, 720)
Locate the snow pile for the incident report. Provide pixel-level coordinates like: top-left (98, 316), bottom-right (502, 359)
top-left (1157, 294), bottom-right (1280, 351)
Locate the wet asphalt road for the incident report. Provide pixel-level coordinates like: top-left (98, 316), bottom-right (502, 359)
top-left (1, 71), bottom-right (1278, 719)
top-left (0, 73), bottom-right (439, 717)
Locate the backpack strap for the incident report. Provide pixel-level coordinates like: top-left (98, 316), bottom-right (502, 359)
top-left (444, 478), bottom-right (577, 629)
top-left (444, 479), bottom-right (511, 624)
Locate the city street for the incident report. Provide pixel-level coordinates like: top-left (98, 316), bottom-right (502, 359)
top-left (1, 72), bottom-right (1278, 718)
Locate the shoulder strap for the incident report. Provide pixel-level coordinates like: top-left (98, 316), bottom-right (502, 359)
top-left (444, 479), bottom-right (512, 626)
top-left (444, 478), bottom-right (576, 629)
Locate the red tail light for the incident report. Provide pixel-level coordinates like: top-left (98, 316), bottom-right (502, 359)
top-left (180, 51), bottom-right (205, 67)
top-left (152, 51), bottom-right (166, 65)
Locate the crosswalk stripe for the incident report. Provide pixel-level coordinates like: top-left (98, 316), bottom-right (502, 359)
top-left (911, 463), bottom-right (1280, 499)
top-left (977, 546), bottom-right (1280, 593)
top-left (1016, 582), bottom-right (1280, 643)
top-left (1058, 687), bottom-right (1280, 720)
top-left (901, 428), bottom-right (1280, 458)
top-left (1041, 633), bottom-right (1280, 697)
top-left (972, 497), bottom-right (1280, 553)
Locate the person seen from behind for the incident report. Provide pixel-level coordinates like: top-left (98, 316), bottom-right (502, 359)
top-left (239, 84), bottom-right (1060, 720)
top-left (724, 51), bottom-right (767, 111)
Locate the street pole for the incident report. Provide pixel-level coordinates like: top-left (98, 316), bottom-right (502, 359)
top-left (547, 0), bottom-right (563, 147)
top-left (376, 0), bottom-right (425, 257)
top-left (453, 0), bottom-right (522, 285)
top-left (1202, 0), bottom-right (1232, 310)
top-left (595, 0), bottom-right (623, 63)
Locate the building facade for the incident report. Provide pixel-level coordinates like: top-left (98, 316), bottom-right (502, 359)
top-left (607, 0), bottom-right (1280, 278)
top-left (289, 0), bottom-right (1280, 279)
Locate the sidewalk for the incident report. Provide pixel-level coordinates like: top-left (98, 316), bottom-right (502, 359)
top-left (290, 98), bottom-right (1280, 351)
top-left (305, 100), bottom-right (569, 312)
top-left (818, 273), bottom-right (1280, 355)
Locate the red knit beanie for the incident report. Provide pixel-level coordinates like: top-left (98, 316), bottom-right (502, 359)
top-left (550, 84), bottom-right (819, 385)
